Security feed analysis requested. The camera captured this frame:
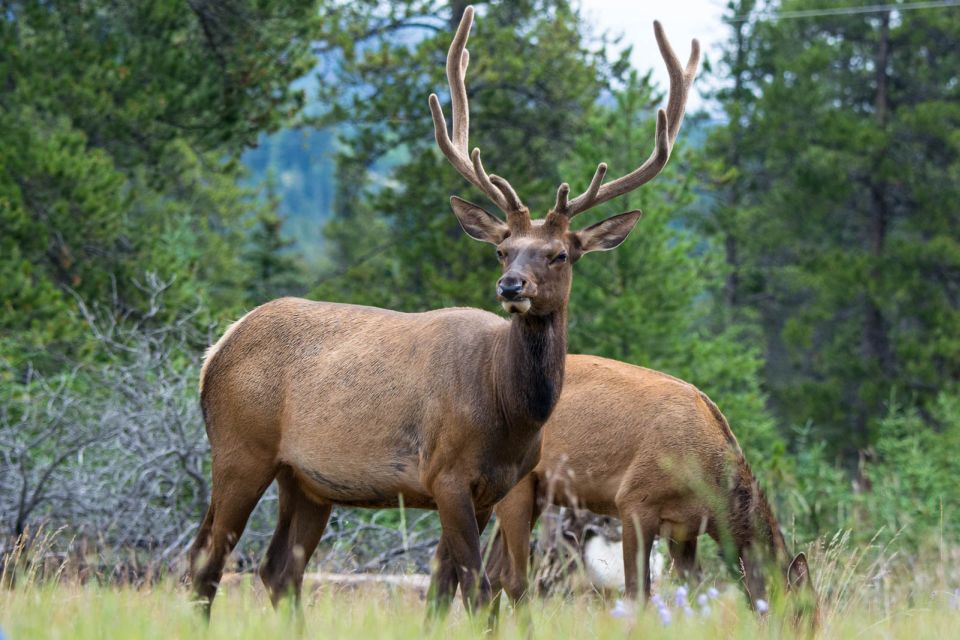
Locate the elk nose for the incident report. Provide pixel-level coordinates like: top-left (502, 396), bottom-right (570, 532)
top-left (497, 276), bottom-right (525, 300)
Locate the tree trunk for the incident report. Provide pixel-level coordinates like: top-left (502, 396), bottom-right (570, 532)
top-left (857, 11), bottom-right (894, 441)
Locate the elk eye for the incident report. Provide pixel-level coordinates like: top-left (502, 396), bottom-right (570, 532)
top-left (550, 252), bottom-right (568, 264)
top-left (496, 249), bottom-right (506, 261)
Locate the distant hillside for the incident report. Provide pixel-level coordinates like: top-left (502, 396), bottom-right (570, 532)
top-left (242, 126), bottom-right (337, 263)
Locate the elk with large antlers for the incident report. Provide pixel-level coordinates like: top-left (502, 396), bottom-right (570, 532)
top-left (481, 356), bottom-right (818, 624)
top-left (186, 5), bottom-right (696, 615)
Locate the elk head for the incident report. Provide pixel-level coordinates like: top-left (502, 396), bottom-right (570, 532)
top-left (429, 6), bottom-right (699, 316)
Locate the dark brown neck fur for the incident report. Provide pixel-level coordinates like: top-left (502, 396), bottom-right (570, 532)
top-left (493, 307), bottom-right (567, 429)
top-left (702, 391), bottom-right (792, 567)
top-left (743, 461), bottom-right (790, 564)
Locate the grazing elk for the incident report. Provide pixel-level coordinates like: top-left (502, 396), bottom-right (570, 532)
top-left (482, 356), bottom-right (818, 623)
top-left (186, 6), bottom-right (694, 615)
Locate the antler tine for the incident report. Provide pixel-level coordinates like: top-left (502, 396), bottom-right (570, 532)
top-left (554, 183), bottom-right (570, 212)
top-left (429, 93), bottom-right (504, 205)
top-left (447, 9), bottom-right (472, 154)
top-left (489, 175), bottom-right (524, 212)
top-left (654, 20), bottom-right (700, 142)
top-left (429, 6), bottom-right (525, 217)
top-left (557, 23), bottom-right (699, 219)
top-left (471, 148), bottom-right (511, 210)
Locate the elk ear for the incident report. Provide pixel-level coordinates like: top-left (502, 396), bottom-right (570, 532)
top-left (787, 552), bottom-right (810, 590)
top-left (450, 196), bottom-right (510, 245)
top-left (571, 210), bottom-right (642, 254)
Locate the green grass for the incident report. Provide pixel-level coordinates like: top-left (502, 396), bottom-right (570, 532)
top-left (2, 530), bottom-right (959, 639)
top-left (0, 578), bottom-right (958, 640)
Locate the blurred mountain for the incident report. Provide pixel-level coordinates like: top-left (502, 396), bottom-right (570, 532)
top-left (242, 126), bottom-right (336, 264)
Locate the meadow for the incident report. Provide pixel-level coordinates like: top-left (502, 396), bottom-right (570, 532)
top-left (2, 531), bottom-right (959, 639)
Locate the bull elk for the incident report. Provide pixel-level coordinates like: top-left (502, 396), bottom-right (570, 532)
top-left (186, 5), bottom-right (696, 615)
top-left (481, 356), bottom-right (818, 622)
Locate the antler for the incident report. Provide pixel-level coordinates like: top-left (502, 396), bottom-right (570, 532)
top-left (428, 6), bottom-right (527, 222)
top-left (553, 21), bottom-right (700, 220)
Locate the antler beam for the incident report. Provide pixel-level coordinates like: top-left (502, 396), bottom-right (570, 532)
top-left (428, 6), bottom-right (526, 219)
top-left (554, 22), bottom-right (700, 220)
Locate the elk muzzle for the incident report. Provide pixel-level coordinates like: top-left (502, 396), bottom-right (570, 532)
top-left (497, 274), bottom-right (534, 314)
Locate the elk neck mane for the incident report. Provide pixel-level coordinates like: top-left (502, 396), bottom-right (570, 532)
top-left (492, 306), bottom-right (568, 428)
top-left (701, 391), bottom-right (791, 563)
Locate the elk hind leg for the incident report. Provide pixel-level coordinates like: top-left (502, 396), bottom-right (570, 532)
top-left (187, 453), bottom-right (275, 615)
top-left (259, 467), bottom-right (333, 608)
top-left (669, 537), bottom-right (701, 583)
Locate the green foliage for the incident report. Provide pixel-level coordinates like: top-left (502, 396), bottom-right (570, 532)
top-left (244, 179), bottom-right (307, 305)
top-left (867, 389), bottom-right (960, 544)
top-left (701, 0), bottom-right (960, 450)
top-left (0, 0), bottom-right (328, 371)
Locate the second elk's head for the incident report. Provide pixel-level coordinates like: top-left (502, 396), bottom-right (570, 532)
top-left (429, 6), bottom-right (699, 316)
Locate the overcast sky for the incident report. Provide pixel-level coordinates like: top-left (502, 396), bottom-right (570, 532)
top-left (581, 0), bottom-right (729, 109)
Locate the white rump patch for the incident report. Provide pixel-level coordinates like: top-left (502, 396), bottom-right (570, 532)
top-left (198, 309), bottom-right (254, 394)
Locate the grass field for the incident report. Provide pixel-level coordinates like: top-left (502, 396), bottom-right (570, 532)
top-left (1, 577), bottom-right (959, 640)
top-left (2, 532), bottom-right (959, 639)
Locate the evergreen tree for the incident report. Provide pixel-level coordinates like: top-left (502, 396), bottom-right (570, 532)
top-left (245, 180), bottom-right (305, 304)
top-left (0, 0), bottom-right (330, 371)
top-left (703, 0), bottom-right (960, 452)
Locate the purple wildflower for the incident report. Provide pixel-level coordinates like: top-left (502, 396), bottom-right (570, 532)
top-left (707, 586), bottom-right (720, 599)
top-left (609, 599), bottom-right (631, 619)
top-left (658, 606), bottom-right (672, 626)
top-left (697, 593), bottom-right (709, 607)
top-left (755, 598), bottom-right (769, 613)
top-left (684, 606), bottom-right (695, 618)
top-left (674, 585), bottom-right (688, 606)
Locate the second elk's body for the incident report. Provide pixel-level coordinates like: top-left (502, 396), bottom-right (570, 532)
top-left (486, 355), bottom-right (814, 609)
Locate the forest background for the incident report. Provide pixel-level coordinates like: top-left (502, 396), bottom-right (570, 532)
top-left (2, 0), bottom-right (958, 576)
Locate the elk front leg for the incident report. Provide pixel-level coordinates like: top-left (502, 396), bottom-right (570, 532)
top-left (668, 537), bottom-right (701, 583)
top-left (429, 506), bottom-right (493, 619)
top-left (430, 480), bottom-right (491, 614)
top-left (428, 540), bottom-right (461, 619)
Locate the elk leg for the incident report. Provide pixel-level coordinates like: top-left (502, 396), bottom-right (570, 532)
top-left (429, 506), bottom-right (492, 617)
top-left (620, 511), bottom-right (656, 601)
top-left (427, 539), bottom-right (461, 619)
top-left (707, 522), bottom-right (767, 608)
top-left (668, 537), bottom-right (700, 583)
top-left (431, 482), bottom-right (491, 614)
top-left (259, 467), bottom-right (333, 608)
top-left (738, 542), bottom-right (768, 608)
top-left (187, 455), bottom-right (275, 616)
